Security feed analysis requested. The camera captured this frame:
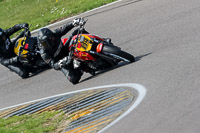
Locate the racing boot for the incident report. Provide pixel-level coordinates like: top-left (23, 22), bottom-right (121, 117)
top-left (61, 67), bottom-right (83, 85)
top-left (79, 63), bottom-right (95, 76)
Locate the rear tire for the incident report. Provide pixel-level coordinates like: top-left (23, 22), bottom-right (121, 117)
top-left (102, 45), bottom-right (135, 62)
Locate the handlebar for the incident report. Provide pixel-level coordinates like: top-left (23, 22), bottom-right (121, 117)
top-left (79, 18), bottom-right (87, 30)
top-left (73, 19), bottom-right (87, 49)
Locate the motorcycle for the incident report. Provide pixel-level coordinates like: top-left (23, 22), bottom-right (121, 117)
top-left (14, 26), bottom-right (49, 74)
top-left (61, 19), bottom-right (135, 75)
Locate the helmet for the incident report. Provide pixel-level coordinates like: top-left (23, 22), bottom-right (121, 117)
top-left (38, 28), bottom-right (56, 51)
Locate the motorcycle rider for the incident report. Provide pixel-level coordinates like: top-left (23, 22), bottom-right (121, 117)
top-left (37, 18), bottom-right (90, 84)
top-left (0, 23), bottom-right (30, 78)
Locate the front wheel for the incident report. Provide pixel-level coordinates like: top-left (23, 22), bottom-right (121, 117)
top-left (102, 45), bottom-right (135, 63)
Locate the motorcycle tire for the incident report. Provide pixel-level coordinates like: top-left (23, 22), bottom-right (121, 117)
top-left (102, 45), bottom-right (135, 63)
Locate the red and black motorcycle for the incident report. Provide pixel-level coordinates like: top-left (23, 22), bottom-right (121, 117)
top-left (61, 19), bottom-right (135, 75)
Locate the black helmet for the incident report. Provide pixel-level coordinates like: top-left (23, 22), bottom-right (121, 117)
top-left (38, 28), bottom-right (56, 50)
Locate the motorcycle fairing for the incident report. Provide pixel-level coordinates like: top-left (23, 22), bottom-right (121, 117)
top-left (61, 38), bottom-right (68, 46)
top-left (76, 34), bottom-right (93, 52)
top-left (73, 51), bottom-right (96, 61)
top-left (14, 37), bottom-right (36, 57)
top-left (69, 34), bottom-right (102, 61)
top-left (14, 37), bottom-right (28, 57)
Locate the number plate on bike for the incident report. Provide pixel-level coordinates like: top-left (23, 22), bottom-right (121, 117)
top-left (76, 35), bottom-right (93, 51)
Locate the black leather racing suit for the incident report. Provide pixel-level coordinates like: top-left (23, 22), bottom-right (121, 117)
top-left (0, 24), bottom-right (29, 78)
top-left (38, 22), bottom-right (89, 84)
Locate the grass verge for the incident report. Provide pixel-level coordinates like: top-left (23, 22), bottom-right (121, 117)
top-left (0, 0), bottom-right (117, 31)
top-left (0, 111), bottom-right (70, 133)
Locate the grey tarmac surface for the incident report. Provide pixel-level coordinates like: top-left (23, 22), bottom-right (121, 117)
top-left (0, 0), bottom-right (200, 132)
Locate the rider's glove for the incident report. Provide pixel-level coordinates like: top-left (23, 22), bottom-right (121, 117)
top-left (57, 57), bottom-right (68, 69)
top-left (18, 56), bottom-right (29, 65)
top-left (72, 18), bottom-right (84, 27)
top-left (55, 47), bottom-right (75, 69)
top-left (22, 23), bottom-right (29, 29)
top-left (79, 18), bottom-right (85, 26)
top-left (57, 59), bottom-right (65, 69)
top-left (72, 18), bottom-right (80, 27)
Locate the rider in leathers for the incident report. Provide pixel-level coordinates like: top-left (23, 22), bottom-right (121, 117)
top-left (0, 23), bottom-right (30, 78)
top-left (37, 18), bottom-right (89, 84)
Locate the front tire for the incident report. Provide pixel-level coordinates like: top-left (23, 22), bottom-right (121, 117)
top-left (102, 45), bottom-right (135, 63)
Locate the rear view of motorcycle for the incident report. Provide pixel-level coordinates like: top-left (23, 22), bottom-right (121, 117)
top-left (14, 26), bottom-right (49, 75)
top-left (62, 18), bottom-right (135, 76)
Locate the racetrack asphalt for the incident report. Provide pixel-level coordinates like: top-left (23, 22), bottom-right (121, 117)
top-left (1, 0), bottom-right (200, 132)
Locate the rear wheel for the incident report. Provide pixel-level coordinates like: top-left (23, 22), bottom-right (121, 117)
top-left (102, 45), bottom-right (135, 63)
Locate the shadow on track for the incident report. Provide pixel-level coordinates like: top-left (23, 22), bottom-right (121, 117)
top-left (134, 53), bottom-right (152, 62)
top-left (29, 67), bottom-right (51, 78)
top-left (79, 52), bottom-right (151, 83)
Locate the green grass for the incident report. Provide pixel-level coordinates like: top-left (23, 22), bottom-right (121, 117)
top-left (0, 111), bottom-right (67, 133)
top-left (0, 0), bottom-right (117, 31)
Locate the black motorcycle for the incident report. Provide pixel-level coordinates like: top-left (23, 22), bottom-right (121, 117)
top-left (14, 26), bottom-right (49, 74)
